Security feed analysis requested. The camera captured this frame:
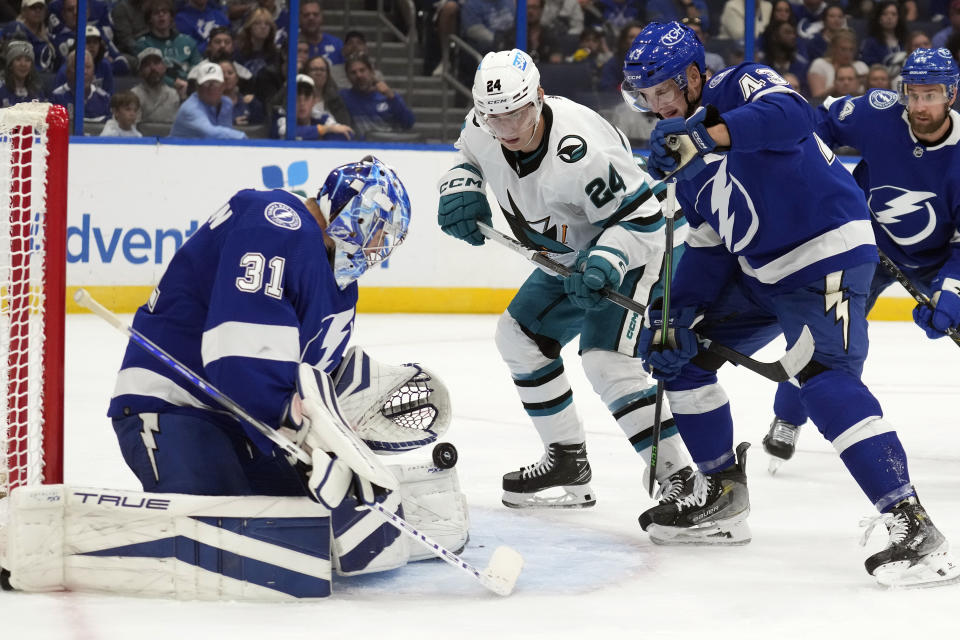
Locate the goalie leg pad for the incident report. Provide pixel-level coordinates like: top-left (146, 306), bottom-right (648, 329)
top-left (1, 485), bottom-right (334, 600)
top-left (333, 345), bottom-right (451, 453)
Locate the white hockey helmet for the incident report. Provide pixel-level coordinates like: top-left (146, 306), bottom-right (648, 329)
top-left (472, 49), bottom-right (542, 116)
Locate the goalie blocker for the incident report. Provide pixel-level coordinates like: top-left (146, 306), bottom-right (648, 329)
top-left (0, 461), bottom-right (468, 600)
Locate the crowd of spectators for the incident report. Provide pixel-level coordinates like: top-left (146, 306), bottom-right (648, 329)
top-left (2, 1), bottom-right (960, 142)
top-left (0, 0), bottom-right (416, 140)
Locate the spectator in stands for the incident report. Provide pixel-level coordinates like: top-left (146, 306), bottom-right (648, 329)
top-left (303, 54), bottom-right (353, 129)
top-left (169, 60), bottom-right (246, 138)
top-left (219, 59), bottom-right (263, 125)
top-left (599, 20), bottom-right (643, 92)
top-left (111, 0), bottom-right (149, 56)
top-left (175, 0), bottom-right (229, 52)
top-left (461, 0), bottom-right (515, 55)
top-left (1, 0), bottom-right (56, 71)
top-left (647, 0), bottom-right (712, 34)
top-left (800, 2), bottom-right (845, 61)
top-left (866, 62), bottom-right (892, 88)
top-left (224, 0), bottom-right (258, 29)
top-left (542, 0), bottom-right (584, 53)
top-left (342, 30), bottom-right (368, 59)
top-left (933, 0), bottom-right (960, 48)
top-left (204, 25), bottom-right (254, 89)
top-left (681, 16), bottom-right (725, 72)
top-left (340, 53), bottom-right (414, 140)
top-left (807, 28), bottom-right (868, 102)
top-left (100, 90), bottom-right (142, 137)
top-left (53, 25), bottom-right (115, 95)
top-left (781, 70), bottom-right (802, 91)
top-left (860, 1), bottom-right (906, 65)
top-left (0, 39), bottom-right (46, 107)
top-left (720, 0), bottom-right (773, 41)
top-left (270, 73), bottom-right (353, 140)
top-left (299, 0), bottom-right (343, 65)
top-left (831, 62), bottom-right (862, 95)
top-left (771, 0), bottom-right (796, 25)
top-left (135, 0), bottom-right (202, 99)
top-left (761, 19), bottom-right (811, 93)
top-left (430, 1), bottom-right (461, 75)
top-left (795, 0), bottom-right (827, 41)
top-left (50, 0), bottom-right (132, 74)
top-left (234, 6), bottom-right (282, 103)
top-left (528, 0), bottom-right (571, 63)
top-left (131, 47), bottom-right (180, 125)
top-left (51, 48), bottom-right (111, 123)
top-left (584, 1), bottom-right (644, 33)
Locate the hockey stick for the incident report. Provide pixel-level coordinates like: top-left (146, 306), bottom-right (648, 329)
top-left (477, 222), bottom-right (815, 383)
top-left (73, 289), bottom-right (524, 596)
top-left (648, 180), bottom-right (677, 498)
top-left (878, 252), bottom-right (960, 347)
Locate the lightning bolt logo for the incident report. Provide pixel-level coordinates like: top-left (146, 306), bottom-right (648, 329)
top-left (711, 163), bottom-right (735, 248)
top-left (140, 414), bottom-right (161, 482)
top-left (308, 308), bottom-right (355, 373)
top-left (824, 272), bottom-right (851, 351)
top-left (868, 186), bottom-right (937, 246)
top-left (697, 156), bottom-right (760, 253)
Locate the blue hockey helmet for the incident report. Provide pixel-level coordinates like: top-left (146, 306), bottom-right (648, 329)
top-left (318, 156), bottom-right (411, 289)
top-left (622, 21), bottom-right (705, 113)
top-left (899, 47), bottom-right (960, 103)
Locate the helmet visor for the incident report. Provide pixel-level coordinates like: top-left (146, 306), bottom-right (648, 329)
top-left (480, 103), bottom-right (538, 140)
top-left (621, 77), bottom-right (684, 113)
top-left (899, 83), bottom-right (951, 107)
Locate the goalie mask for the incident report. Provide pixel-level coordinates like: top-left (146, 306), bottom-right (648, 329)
top-left (621, 21), bottom-right (705, 115)
top-left (318, 156), bottom-right (411, 289)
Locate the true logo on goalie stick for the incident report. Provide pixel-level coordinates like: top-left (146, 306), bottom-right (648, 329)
top-left (557, 135), bottom-right (587, 163)
top-left (264, 202), bottom-right (301, 230)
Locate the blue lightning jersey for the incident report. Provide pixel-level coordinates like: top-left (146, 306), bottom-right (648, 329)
top-left (108, 189), bottom-right (358, 452)
top-left (672, 63), bottom-right (877, 307)
top-left (817, 89), bottom-right (960, 285)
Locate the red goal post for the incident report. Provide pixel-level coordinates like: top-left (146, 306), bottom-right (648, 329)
top-left (0, 103), bottom-right (68, 497)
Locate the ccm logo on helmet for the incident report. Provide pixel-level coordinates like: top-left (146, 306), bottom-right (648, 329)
top-left (660, 25), bottom-right (686, 46)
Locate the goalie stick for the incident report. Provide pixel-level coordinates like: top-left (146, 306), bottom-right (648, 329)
top-left (477, 222), bottom-right (815, 383)
top-left (877, 252), bottom-right (960, 348)
top-left (73, 289), bottom-right (524, 596)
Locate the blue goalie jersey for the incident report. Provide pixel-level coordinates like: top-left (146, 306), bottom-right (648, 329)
top-left (108, 189), bottom-right (358, 452)
top-left (817, 89), bottom-right (960, 284)
top-left (672, 63), bottom-right (877, 305)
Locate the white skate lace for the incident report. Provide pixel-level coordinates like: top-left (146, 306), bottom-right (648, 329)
top-left (673, 471), bottom-right (711, 508)
top-left (770, 420), bottom-right (799, 446)
top-left (520, 449), bottom-right (555, 479)
top-left (859, 512), bottom-right (908, 547)
top-left (656, 469), bottom-right (687, 502)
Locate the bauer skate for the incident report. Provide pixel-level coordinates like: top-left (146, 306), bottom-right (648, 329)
top-left (502, 442), bottom-right (596, 509)
top-left (861, 496), bottom-right (960, 588)
top-left (762, 417), bottom-right (800, 475)
top-left (639, 442), bottom-right (751, 545)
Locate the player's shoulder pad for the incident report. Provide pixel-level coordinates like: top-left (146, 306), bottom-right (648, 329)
top-left (228, 188), bottom-right (315, 234)
top-left (862, 88), bottom-right (901, 112)
top-left (705, 62), bottom-right (795, 104)
top-left (547, 96), bottom-right (627, 164)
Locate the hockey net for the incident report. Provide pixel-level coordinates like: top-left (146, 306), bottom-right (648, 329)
top-left (0, 103), bottom-right (68, 498)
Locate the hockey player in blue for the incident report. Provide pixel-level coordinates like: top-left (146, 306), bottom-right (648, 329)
top-left (99, 157), bottom-right (469, 598)
top-left (622, 21), bottom-right (958, 587)
top-left (764, 48), bottom-right (960, 474)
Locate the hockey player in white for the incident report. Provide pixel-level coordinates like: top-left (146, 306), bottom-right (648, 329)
top-left (437, 49), bottom-right (695, 509)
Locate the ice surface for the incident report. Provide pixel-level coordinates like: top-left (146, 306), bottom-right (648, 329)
top-left (2, 314), bottom-right (955, 638)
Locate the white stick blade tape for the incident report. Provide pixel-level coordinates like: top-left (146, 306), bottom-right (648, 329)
top-left (483, 545), bottom-right (524, 596)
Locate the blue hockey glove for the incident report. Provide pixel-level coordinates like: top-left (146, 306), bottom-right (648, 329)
top-left (912, 282), bottom-right (960, 339)
top-left (636, 300), bottom-right (703, 381)
top-left (647, 105), bottom-right (723, 181)
top-left (437, 164), bottom-right (491, 246)
top-left (564, 246), bottom-right (628, 310)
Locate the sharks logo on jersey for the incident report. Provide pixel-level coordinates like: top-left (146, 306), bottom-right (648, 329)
top-left (867, 185), bottom-right (939, 246)
top-left (501, 190), bottom-right (572, 254)
top-left (557, 135), bottom-right (587, 163)
top-left (694, 156), bottom-right (760, 253)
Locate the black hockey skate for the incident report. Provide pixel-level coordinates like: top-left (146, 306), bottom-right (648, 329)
top-left (639, 442), bottom-right (751, 545)
top-left (762, 417), bottom-right (800, 475)
top-left (502, 442), bottom-right (596, 509)
top-left (655, 465), bottom-right (697, 503)
top-left (862, 496), bottom-right (960, 588)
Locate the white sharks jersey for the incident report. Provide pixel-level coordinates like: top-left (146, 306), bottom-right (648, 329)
top-left (454, 96), bottom-right (682, 270)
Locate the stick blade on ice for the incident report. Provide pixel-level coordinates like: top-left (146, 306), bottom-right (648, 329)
top-left (482, 545), bottom-right (524, 596)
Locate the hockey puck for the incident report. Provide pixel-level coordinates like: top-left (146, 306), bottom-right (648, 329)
top-left (1, 568), bottom-right (13, 591)
top-left (432, 442), bottom-right (458, 469)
